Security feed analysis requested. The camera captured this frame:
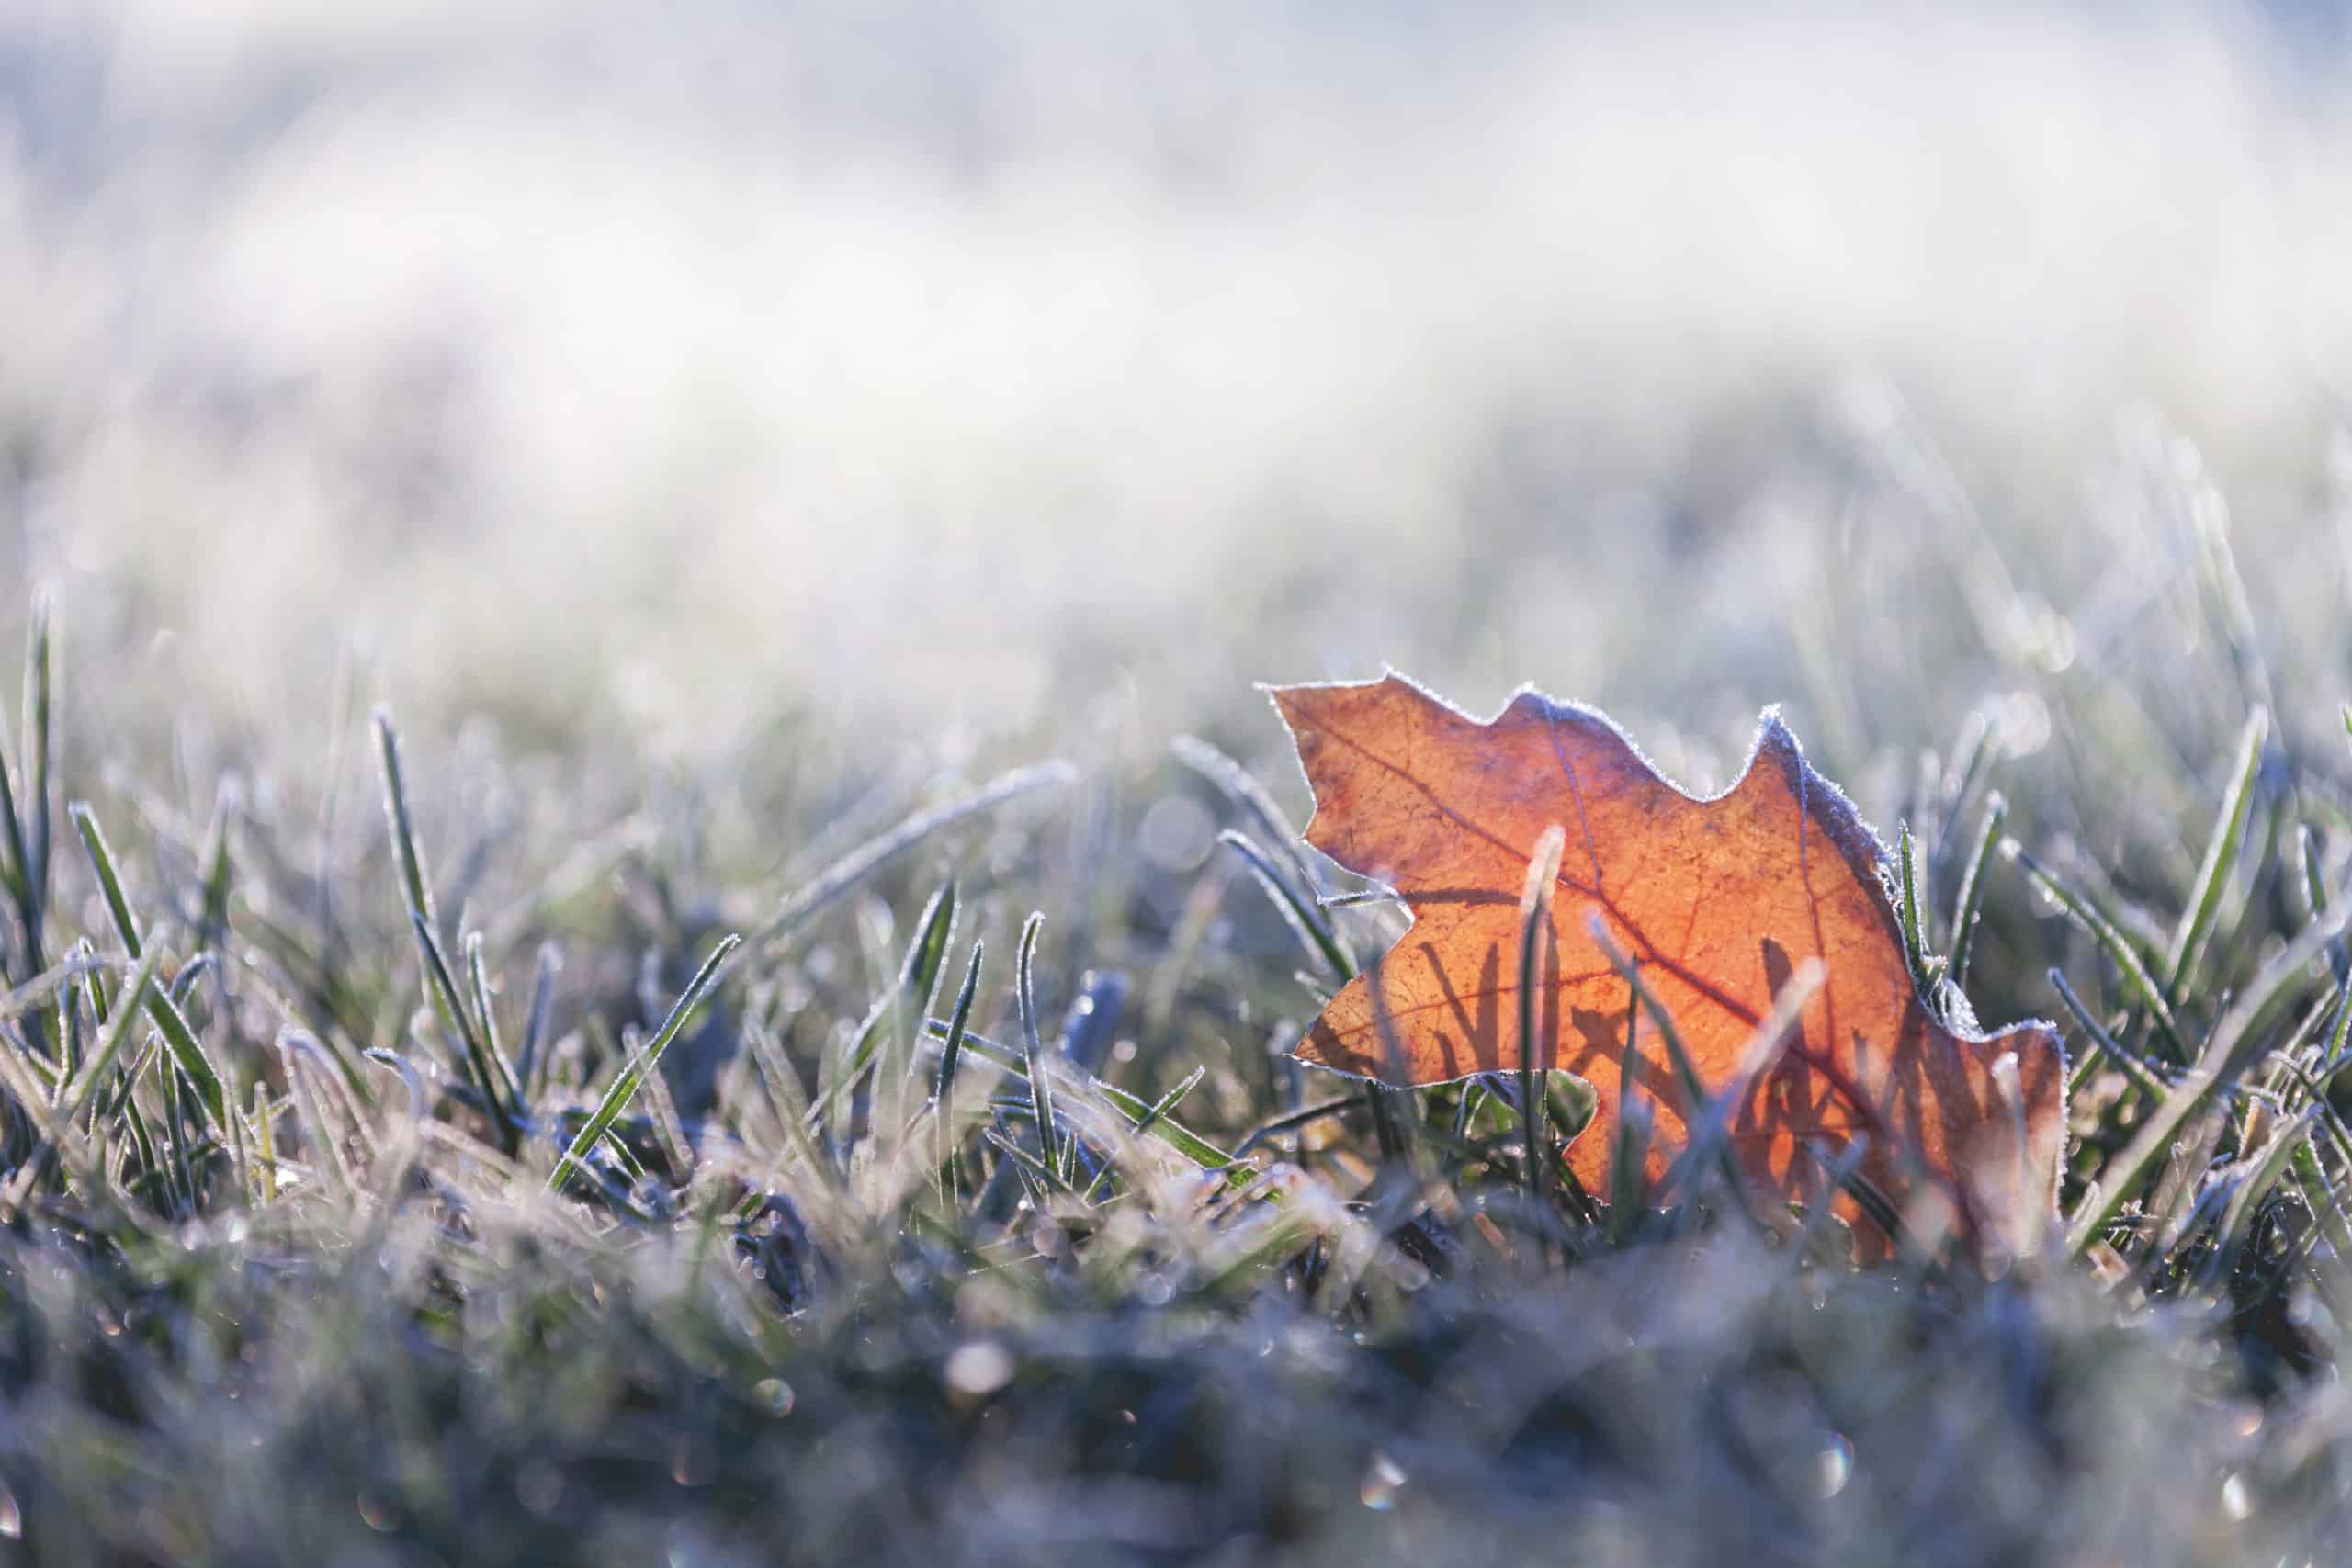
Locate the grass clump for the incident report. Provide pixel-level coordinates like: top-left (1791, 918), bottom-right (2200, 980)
top-left (5, 457), bottom-right (2352, 1568)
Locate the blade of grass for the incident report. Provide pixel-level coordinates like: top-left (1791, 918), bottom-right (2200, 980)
top-left (616, 1021), bottom-right (692, 1179)
top-left (2008, 843), bottom-right (2191, 1063)
top-left (1661, 959), bottom-right (1826, 1205)
top-left (815, 881), bottom-right (957, 1131)
top-left (19, 598), bottom-right (49, 965)
top-left (0, 950), bottom-right (104, 1025)
top-left (2162, 706), bottom-right (2267, 1002)
top-left (2213, 1107), bottom-right (2313, 1269)
top-left (743, 1017), bottom-right (840, 1212)
top-left (71, 804), bottom-right (141, 969)
top-left (378, 714), bottom-right (516, 1143)
top-left (2049, 968), bottom-right (2173, 1101)
top-left (934, 939), bottom-right (984, 1196)
top-left (1082, 1066), bottom-right (1208, 1201)
top-left (69, 806), bottom-right (226, 1129)
top-left (517, 942), bottom-right (560, 1100)
top-left (1218, 829), bottom-right (1354, 982)
top-left (278, 1030), bottom-right (355, 1203)
top-left (1233, 1093), bottom-right (1364, 1157)
top-left (1609, 1096), bottom-right (1652, 1246)
top-left (412, 915), bottom-right (521, 1155)
top-left (548, 933), bottom-right (738, 1194)
top-left (0, 937), bottom-right (162, 1215)
top-left (2068, 904), bottom-right (2348, 1257)
top-left (1014, 913), bottom-right (1060, 1183)
top-left (195, 783), bottom-right (236, 950)
top-left (1895, 823), bottom-right (1932, 993)
top-left (922, 1020), bottom-right (1251, 1188)
top-left (1947, 792), bottom-right (2007, 990)
top-left (2297, 823), bottom-right (2348, 991)
top-left (718, 761), bottom-right (1075, 987)
top-left (1608, 963), bottom-right (1647, 1244)
top-left (373, 711), bottom-right (441, 936)
top-left (0, 710), bottom-right (31, 976)
top-left (1517, 824), bottom-right (1566, 1236)
top-left (463, 931), bottom-right (527, 1117)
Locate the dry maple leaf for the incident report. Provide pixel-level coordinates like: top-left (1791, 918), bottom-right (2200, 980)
top-left (1269, 672), bottom-right (2066, 1257)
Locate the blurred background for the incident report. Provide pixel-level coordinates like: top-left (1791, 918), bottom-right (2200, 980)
top-left (1, 0), bottom-right (2348, 812)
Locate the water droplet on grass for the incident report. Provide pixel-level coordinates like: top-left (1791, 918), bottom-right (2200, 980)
top-left (1812, 1435), bottom-right (1853, 1499)
top-left (1360, 1451), bottom-right (1408, 1511)
top-left (356, 1488), bottom-right (401, 1532)
top-left (671, 1434), bottom-right (714, 1487)
top-left (754, 1377), bottom-right (796, 1416)
top-left (944, 1341), bottom-right (1013, 1397)
top-left (515, 1461), bottom-right (564, 1516)
top-left (2222, 1472), bottom-right (2253, 1521)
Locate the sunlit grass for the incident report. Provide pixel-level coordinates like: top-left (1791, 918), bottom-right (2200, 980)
top-left (2, 445), bottom-right (2352, 1563)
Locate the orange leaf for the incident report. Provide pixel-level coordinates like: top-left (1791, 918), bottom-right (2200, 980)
top-left (1269, 673), bottom-right (2066, 1258)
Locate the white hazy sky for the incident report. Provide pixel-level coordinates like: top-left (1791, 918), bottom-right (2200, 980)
top-left (2, 1), bottom-right (2347, 752)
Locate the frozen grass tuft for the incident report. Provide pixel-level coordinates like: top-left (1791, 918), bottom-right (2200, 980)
top-left (7, 426), bottom-right (2352, 1563)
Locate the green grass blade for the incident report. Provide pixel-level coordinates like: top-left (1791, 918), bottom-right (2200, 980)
top-left (2162, 705), bottom-right (2267, 1001)
top-left (68, 807), bottom-right (226, 1128)
top-left (2214, 1107), bottom-right (2313, 1266)
top-left (146, 987), bottom-right (227, 1134)
top-left (2008, 843), bottom-right (2190, 1063)
top-left (413, 914), bottom-right (520, 1155)
top-left (2049, 968), bottom-right (2172, 1101)
top-left (1234, 1093), bottom-right (1364, 1156)
top-left (1218, 829), bottom-right (1354, 981)
top-left (196, 783), bottom-right (236, 949)
top-left (816, 880), bottom-right (958, 1129)
top-left (922, 1020), bottom-right (1250, 1187)
top-left (70, 804), bottom-right (143, 962)
top-left (1014, 912), bottom-right (1060, 1183)
top-left (1517, 824), bottom-right (1566, 1235)
top-left (901, 880), bottom-right (958, 1019)
top-left (1082, 1066), bottom-right (1208, 1201)
top-left (718, 761), bottom-right (1075, 987)
top-left (0, 709), bottom-right (31, 973)
top-left (1947, 791), bottom-right (2007, 990)
top-left (374, 711), bottom-right (441, 936)
top-left (517, 942), bottom-right (560, 1100)
top-left (2301, 822), bottom-right (2350, 993)
top-left (1895, 822), bottom-right (1931, 993)
top-left (20, 597), bottom-right (49, 963)
top-left (1609, 1093), bottom-right (1652, 1246)
top-left (1171, 732), bottom-right (1318, 892)
top-left (0, 950), bottom-right (103, 1025)
top-left (465, 931), bottom-right (527, 1117)
top-left (2068, 905), bottom-right (2346, 1257)
top-left (934, 939), bottom-right (984, 1191)
top-left (744, 1017), bottom-right (837, 1204)
top-left (548, 933), bottom-right (738, 1194)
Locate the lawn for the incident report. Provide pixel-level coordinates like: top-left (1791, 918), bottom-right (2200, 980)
top-left (5, 9), bottom-right (2352, 1562)
top-left (3, 435), bottom-right (2351, 1566)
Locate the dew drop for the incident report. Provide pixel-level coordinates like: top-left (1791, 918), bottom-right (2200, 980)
top-left (754, 1377), bottom-right (797, 1416)
top-left (1812, 1434), bottom-right (1853, 1499)
top-left (1360, 1451), bottom-right (1408, 1511)
top-left (514, 1461), bottom-right (564, 1516)
top-left (2221, 1472), bottom-right (2253, 1521)
top-left (0, 1481), bottom-right (20, 1539)
top-left (944, 1341), bottom-right (1014, 1397)
top-left (356, 1488), bottom-right (401, 1532)
top-left (671, 1434), bottom-right (715, 1487)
